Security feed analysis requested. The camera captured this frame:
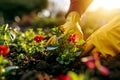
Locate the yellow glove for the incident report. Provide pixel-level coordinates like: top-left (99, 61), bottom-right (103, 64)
top-left (61, 11), bottom-right (83, 40)
top-left (82, 16), bottom-right (120, 57)
top-left (46, 11), bottom-right (83, 45)
top-left (45, 35), bottom-right (58, 46)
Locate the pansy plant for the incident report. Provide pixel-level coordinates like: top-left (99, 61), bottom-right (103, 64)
top-left (47, 27), bottom-right (85, 65)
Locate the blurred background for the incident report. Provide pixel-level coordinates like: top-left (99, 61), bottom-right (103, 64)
top-left (0, 0), bottom-right (120, 39)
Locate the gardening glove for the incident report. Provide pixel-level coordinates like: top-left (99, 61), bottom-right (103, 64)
top-left (60, 11), bottom-right (83, 40)
top-left (46, 35), bottom-right (58, 45)
top-left (46, 11), bottom-right (83, 45)
top-left (82, 16), bottom-right (120, 57)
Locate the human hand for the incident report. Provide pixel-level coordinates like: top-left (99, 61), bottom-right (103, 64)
top-left (61, 11), bottom-right (83, 40)
top-left (46, 11), bottom-right (83, 45)
top-left (45, 35), bottom-right (58, 46)
top-left (82, 16), bottom-right (120, 57)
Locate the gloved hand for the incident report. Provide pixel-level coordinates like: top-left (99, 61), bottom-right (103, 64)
top-left (46, 11), bottom-right (83, 45)
top-left (46, 35), bottom-right (58, 46)
top-left (82, 16), bottom-right (120, 57)
top-left (60, 11), bottom-right (83, 40)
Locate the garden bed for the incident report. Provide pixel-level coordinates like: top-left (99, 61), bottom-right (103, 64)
top-left (0, 24), bottom-right (120, 80)
top-left (6, 53), bottom-right (120, 80)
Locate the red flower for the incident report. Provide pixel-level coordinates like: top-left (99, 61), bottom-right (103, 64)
top-left (69, 33), bottom-right (79, 43)
top-left (33, 35), bottom-right (44, 43)
top-left (54, 75), bottom-right (71, 80)
top-left (0, 45), bottom-right (9, 56)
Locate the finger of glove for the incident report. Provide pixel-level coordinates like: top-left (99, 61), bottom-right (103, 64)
top-left (50, 35), bottom-right (58, 44)
top-left (45, 38), bottom-right (52, 46)
top-left (81, 41), bottom-right (94, 56)
top-left (91, 48), bottom-right (99, 55)
top-left (46, 35), bottom-right (56, 46)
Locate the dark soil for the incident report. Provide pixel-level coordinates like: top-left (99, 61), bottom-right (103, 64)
top-left (6, 53), bottom-right (120, 80)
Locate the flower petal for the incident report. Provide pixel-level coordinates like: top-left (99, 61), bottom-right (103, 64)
top-left (97, 66), bottom-right (110, 76)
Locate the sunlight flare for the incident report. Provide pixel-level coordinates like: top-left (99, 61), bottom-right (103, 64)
top-left (88, 0), bottom-right (120, 10)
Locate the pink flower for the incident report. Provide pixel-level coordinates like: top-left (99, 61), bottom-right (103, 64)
top-left (97, 66), bottom-right (110, 76)
top-left (54, 75), bottom-right (71, 80)
top-left (33, 35), bottom-right (44, 43)
top-left (81, 57), bottom-right (95, 69)
top-left (93, 52), bottom-right (99, 60)
top-left (0, 45), bottom-right (9, 56)
top-left (82, 53), bottom-right (110, 76)
top-left (69, 33), bottom-right (79, 43)
top-left (86, 60), bottom-right (95, 69)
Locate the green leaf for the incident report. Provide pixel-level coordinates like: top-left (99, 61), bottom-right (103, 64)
top-left (75, 52), bottom-right (81, 56)
top-left (46, 44), bottom-right (58, 50)
top-left (59, 60), bottom-right (64, 64)
top-left (65, 61), bottom-right (70, 65)
top-left (78, 74), bottom-right (85, 80)
top-left (77, 40), bottom-right (85, 45)
top-left (9, 32), bottom-right (16, 40)
top-left (2, 24), bottom-right (8, 31)
top-left (70, 58), bottom-right (75, 61)
top-left (47, 46), bottom-right (58, 50)
top-left (5, 66), bottom-right (19, 72)
top-left (0, 40), bottom-right (4, 45)
top-left (68, 71), bottom-right (78, 80)
top-left (17, 54), bottom-right (25, 60)
top-left (0, 55), bottom-right (8, 66)
top-left (51, 27), bottom-right (56, 31)
top-left (4, 24), bottom-right (8, 31)
top-left (56, 57), bottom-right (61, 61)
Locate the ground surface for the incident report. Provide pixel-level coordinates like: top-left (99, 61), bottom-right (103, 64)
top-left (6, 53), bottom-right (120, 80)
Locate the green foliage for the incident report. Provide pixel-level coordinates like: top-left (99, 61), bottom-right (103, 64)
top-left (0, 55), bottom-right (8, 80)
top-left (68, 71), bottom-right (97, 80)
top-left (0, 24), bottom-right (15, 45)
top-left (47, 27), bottom-right (84, 65)
top-left (0, 24), bottom-right (46, 63)
top-left (0, 24), bottom-right (84, 65)
top-left (10, 28), bottom-right (46, 56)
top-left (0, 24), bottom-right (87, 79)
top-left (0, 55), bottom-right (18, 80)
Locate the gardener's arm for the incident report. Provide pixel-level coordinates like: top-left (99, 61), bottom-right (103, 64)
top-left (61, 0), bottom-right (93, 40)
top-left (66, 0), bottom-right (120, 57)
top-left (66, 0), bottom-right (93, 17)
top-left (46, 0), bottom-right (93, 46)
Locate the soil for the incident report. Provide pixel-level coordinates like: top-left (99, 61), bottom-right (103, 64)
top-left (6, 53), bottom-right (120, 80)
